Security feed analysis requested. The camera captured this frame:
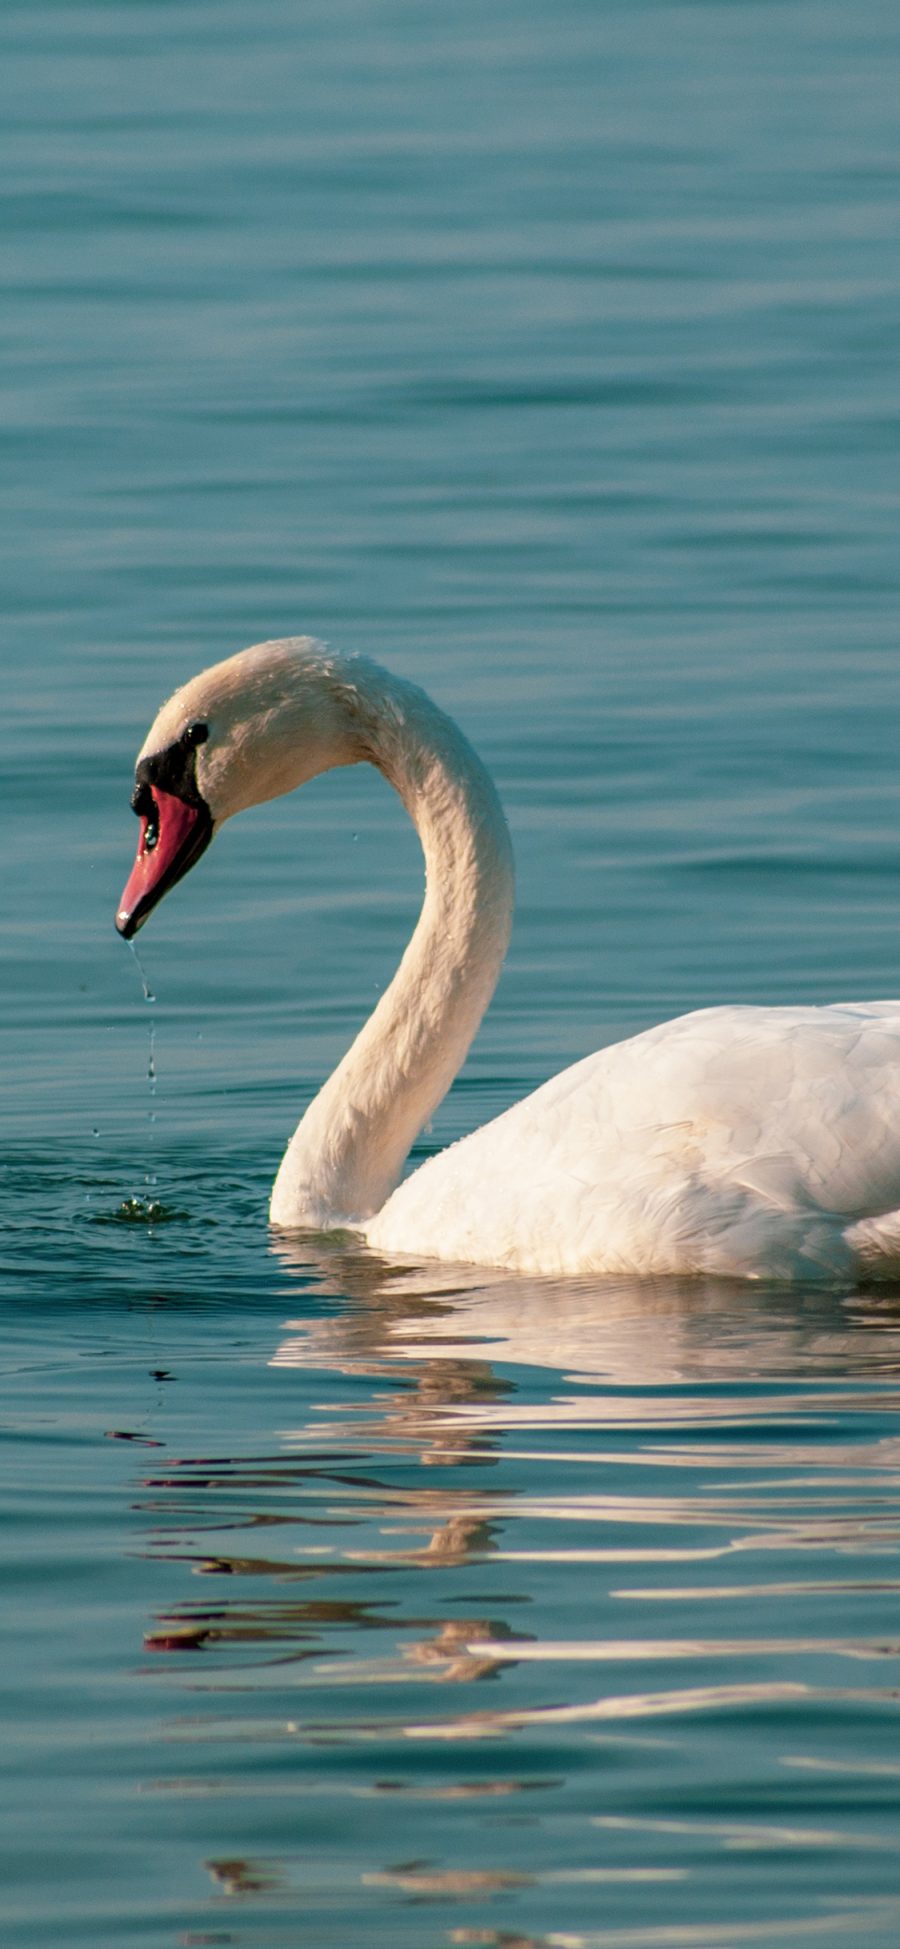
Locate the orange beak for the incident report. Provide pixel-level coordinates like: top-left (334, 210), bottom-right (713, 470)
top-left (116, 787), bottom-right (212, 938)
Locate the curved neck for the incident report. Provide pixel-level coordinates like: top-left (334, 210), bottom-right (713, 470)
top-left (269, 663), bottom-right (514, 1229)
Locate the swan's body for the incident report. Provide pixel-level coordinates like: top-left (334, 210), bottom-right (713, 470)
top-left (117, 637), bottom-right (900, 1282)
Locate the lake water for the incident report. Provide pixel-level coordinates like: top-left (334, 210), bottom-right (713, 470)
top-left (5, 0), bottom-right (900, 1943)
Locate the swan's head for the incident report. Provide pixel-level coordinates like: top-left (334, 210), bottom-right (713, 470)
top-left (116, 637), bottom-right (361, 937)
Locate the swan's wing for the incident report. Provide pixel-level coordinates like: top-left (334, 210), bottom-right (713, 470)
top-left (581, 1002), bottom-right (900, 1216)
top-left (366, 1004), bottom-right (900, 1278)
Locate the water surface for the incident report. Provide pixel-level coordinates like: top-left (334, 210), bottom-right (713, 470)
top-left (4, 1), bottom-right (900, 1944)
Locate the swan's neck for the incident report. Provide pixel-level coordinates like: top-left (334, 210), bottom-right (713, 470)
top-left (269, 663), bottom-right (514, 1229)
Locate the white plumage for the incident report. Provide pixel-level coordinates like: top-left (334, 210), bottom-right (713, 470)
top-left (119, 638), bottom-right (900, 1283)
top-left (367, 1001), bottom-right (900, 1279)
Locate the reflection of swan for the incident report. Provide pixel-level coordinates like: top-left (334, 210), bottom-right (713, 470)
top-left (270, 1237), bottom-right (881, 1387)
top-left (117, 636), bottom-right (900, 1281)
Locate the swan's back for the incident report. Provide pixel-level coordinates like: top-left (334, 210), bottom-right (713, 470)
top-left (364, 1003), bottom-right (900, 1279)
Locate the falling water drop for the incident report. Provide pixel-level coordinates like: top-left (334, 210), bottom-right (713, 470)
top-left (145, 1015), bottom-right (157, 1194)
top-left (127, 938), bottom-right (156, 1003)
top-left (125, 938), bottom-right (159, 1205)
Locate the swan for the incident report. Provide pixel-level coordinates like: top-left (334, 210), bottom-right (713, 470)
top-left (116, 635), bottom-right (900, 1283)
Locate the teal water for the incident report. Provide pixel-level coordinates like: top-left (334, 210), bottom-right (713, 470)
top-left (5, 1), bottom-right (900, 1943)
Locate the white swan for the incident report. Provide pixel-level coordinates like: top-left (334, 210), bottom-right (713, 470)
top-left (117, 635), bottom-right (900, 1282)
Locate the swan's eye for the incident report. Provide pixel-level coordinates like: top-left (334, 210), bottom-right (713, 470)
top-left (182, 720), bottom-right (209, 749)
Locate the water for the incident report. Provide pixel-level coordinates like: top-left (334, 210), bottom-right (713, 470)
top-left (4, 0), bottom-right (900, 1942)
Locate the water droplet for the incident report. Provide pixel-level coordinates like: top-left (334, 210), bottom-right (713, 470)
top-left (127, 938), bottom-right (156, 1004)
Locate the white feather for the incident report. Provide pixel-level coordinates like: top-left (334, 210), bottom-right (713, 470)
top-left (368, 1002), bottom-right (900, 1279)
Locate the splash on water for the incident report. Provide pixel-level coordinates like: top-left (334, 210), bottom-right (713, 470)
top-left (104, 1196), bottom-right (187, 1225)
